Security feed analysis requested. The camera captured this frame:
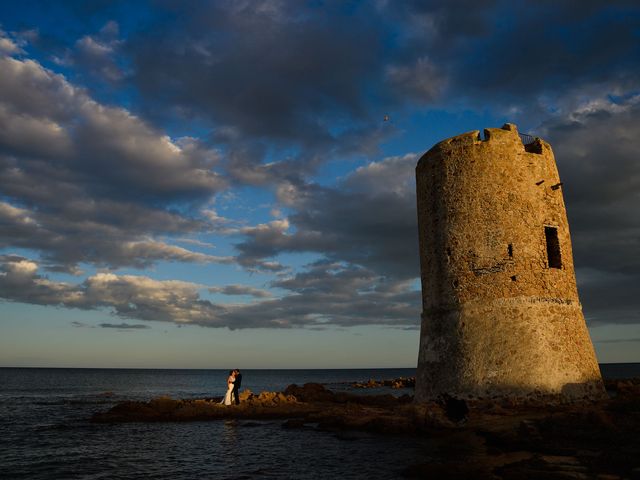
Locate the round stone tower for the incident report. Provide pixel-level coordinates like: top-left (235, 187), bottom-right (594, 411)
top-left (415, 123), bottom-right (605, 402)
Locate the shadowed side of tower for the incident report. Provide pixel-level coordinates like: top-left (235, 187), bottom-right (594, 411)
top-left (414, 124), bottom-right (606, 402)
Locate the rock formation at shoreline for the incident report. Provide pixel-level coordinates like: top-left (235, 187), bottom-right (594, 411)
top-left (351, 376), bottom-right (415, 389)
top-left (91, 383), bottom-right (412, 424)
top-left (91, 379), bottom-right (640, 478)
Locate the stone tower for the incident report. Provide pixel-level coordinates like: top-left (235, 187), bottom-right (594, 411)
top-left (415, 124), bottom-right (605, 402)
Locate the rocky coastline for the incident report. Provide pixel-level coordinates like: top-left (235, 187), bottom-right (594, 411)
top-left (351, 376), bottom-right (415, 389)
top-left (91, 378), bottom-right (640, 478)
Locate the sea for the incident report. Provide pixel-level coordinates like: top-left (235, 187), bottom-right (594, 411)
top-left (1, 364), bottom-right (638, 479)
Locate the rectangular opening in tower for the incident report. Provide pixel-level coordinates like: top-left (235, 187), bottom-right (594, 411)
top-left (545, 226), bottom-right (562, 269)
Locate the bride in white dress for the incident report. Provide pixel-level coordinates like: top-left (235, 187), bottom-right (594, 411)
top-left (220, 370), bottom-right (236, 405)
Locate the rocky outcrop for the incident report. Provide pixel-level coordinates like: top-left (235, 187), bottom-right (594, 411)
top-left (90, 379), bottom-right (640, 478)
top-left (351, 376), bottom-right (415, 389)
top-left (91, 389), bottom-right (308, 423)
top-left (91, 383), bottom-right (412, 424)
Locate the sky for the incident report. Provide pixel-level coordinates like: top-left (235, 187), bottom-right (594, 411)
top-left (0, 0), bottom-right (639, 368)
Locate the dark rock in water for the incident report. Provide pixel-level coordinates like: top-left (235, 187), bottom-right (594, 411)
top-left (283, 383), bottom-right (335, 402)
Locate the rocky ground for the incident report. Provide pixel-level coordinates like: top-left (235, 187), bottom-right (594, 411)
top-left (91, 378), bottom-right (640, 479)
top-left (351, 376), bottom-right (415, 389)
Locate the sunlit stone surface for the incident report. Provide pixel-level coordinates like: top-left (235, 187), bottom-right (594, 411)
top-left (415, 124), bottom-right (605, 402)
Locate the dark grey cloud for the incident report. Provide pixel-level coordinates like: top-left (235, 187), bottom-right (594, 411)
top-left (226, 261), bottom-right (420, 329)
top-left (99, 322), bottom-right (150, 329)
top-left (70, 321), bottom-right (91, 328)
top-left (539, 97), bottom-right (640, 324)
top-left (385, 1), bottom-right (640, 114)
top-left (130, 1), bottom-right (386, 145)
top-left (595, 337), bottom-right (640, 344)
top-left (579, 270), bottom-right (640, 325)
top-left (122, 1), bottom-right (402, 194)
top-left (120, 1), bottom-right (640, 138)
top-left (385, 56), bottom-right (445, 104)
top-left (208, 284), bottom-right (272, 298)
top-left (235, 153), bottom-right (419, 279)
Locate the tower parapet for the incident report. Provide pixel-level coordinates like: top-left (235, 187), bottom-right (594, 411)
top-left (415, 123), bottom-right (605, 402)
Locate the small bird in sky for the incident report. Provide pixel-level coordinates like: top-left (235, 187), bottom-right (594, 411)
top-left (383, 114), bottom-right (390, 122)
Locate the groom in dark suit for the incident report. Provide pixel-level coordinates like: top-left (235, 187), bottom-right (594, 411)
top-left (232, 369), bottom-right (242, 405)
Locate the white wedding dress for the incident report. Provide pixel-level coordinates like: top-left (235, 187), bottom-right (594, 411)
top-left (220, 378), bottom-right (234, 405)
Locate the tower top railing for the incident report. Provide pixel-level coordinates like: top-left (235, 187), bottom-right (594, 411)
top-left (519, 133), bottom-right (537, 145)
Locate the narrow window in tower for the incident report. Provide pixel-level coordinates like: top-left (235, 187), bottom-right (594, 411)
top-left (545, 226), bottom-right (562, 269)
top-left (507, 244), bottom-right (513, 258)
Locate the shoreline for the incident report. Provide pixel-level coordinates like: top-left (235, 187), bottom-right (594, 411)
top-left (90, 377), bottom-right (640, 478)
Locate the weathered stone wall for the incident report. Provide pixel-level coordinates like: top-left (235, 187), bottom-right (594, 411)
top-left (415, 124), bottom-right (605, 402)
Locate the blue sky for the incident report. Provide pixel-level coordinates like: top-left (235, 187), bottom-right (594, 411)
top-left (1, 0), bottom-right (639, 368)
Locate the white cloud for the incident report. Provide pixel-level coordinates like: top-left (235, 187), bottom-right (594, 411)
top-left (0, 30), bottom-right (24, 55)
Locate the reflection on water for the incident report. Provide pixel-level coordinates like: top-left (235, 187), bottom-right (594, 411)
top-left (220, 419), bottom-right (241, 472)
top-left (222, 419), bottom-right (240, 443)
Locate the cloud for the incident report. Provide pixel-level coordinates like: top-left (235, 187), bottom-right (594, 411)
top-left (173, 237), bottom-right (217, 248)
top-left (0, 255), bottom-right (224, 324)
top-left (99, 322), bottom-right (150, 330)
top-left (129, 2), bottom-right (387, 147)
top-left (0, 51), bottom-right (228, 271)
top-left (375, 1), bottom-right (640, 131)
top-left (93, 3), bottom-right (398, 192)
top-left (226, 261), bottom-right (421, 328)
top-left (71, 321), bottom-right (91, 328)
top-left (234, 153), bottom-right (419, 278)
top-left (577, 268), bottom-right (640, 326)
top-left (122, 1), bottom-right (640, 139)
top-left (0, 52), bottom-right (225, 201)
top-left (208, 284), bottom-right (272, 298)
top-left (532, 95), bottom-right (640, 325)
top-left (0, 255), bottom-right (420, 329)
top-left (0, 29), bottom-right (25, 55)
top-left (385, 57), bottom-right (445, 103)
top-left (595, 338), bottom-right (640, 344)
top-left (0, 198), bottom-right (234, 270)
top-left (40, 20), bottom-right (125, 82)
top-left (56, 1), bottom-right (640, 192)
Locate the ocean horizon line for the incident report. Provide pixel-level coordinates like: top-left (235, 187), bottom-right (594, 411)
top-left (0, 362), bottom-right (637, 371)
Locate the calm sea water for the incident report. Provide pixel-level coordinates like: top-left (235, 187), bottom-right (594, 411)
top-left (0, 364), bottom-right (637, 479)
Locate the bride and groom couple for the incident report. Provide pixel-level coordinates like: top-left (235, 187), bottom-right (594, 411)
top-left (220, 369), bottom-right (242, 406)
